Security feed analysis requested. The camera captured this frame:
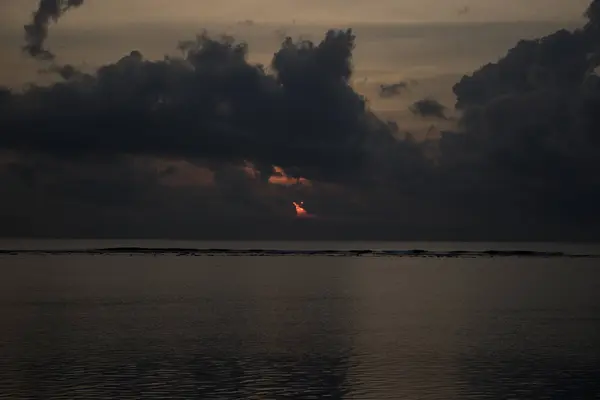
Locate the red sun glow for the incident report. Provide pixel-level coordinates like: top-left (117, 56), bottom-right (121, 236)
top-left (293, 201), bottom-right (314, 218)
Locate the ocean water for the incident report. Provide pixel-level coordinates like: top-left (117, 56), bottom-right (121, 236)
top-left (1, 241), bottom-right (599, 399)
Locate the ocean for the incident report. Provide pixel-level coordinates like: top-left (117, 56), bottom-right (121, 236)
top-left (1, 240), bottom-right (599, 399)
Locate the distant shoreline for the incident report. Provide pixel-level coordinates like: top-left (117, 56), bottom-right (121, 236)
top-left (1, 247), bottom-right (598, 258)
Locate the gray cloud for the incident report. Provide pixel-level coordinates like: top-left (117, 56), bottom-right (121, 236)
top-left (24, 0), bottom-right (85, 60)
top-left (409, 98), bottom-right (448, 119)
top-left (379, 81), bottom-right (410, 98)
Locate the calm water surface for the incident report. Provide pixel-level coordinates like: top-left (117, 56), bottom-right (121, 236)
top-left (1, 241), bottom-right (599, 399)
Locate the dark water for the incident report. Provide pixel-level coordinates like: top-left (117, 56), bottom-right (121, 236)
top-left (1, 242), bottom-right (600, 399)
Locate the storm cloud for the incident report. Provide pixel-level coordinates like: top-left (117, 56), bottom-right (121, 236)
top-left (4, 29), bottom-right (411, 185)
top-left (440, 0), bottom-right (600, 234)
top-left (2, 1), bottom-right (600, 240)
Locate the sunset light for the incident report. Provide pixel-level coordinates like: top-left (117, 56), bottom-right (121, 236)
top-left (3, 1), bottom-right (599, 398)
top-left (269, 166), bottom-right (310, 187)
top-left (293, 201), bottom-right (310, 218)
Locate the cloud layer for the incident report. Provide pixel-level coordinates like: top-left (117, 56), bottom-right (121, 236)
top-left (2, 1), bottom-right (600, 239)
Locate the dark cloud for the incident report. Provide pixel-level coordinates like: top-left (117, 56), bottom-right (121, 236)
top-left (3, 29), bottom-right (421, 188)
top-left (585, 0), bottom-right (600, 26)
top-left (2, 28), bottom-right (431, 233)
top-left (24, 0), bottom-right (85, 60)
top-left (3, 1), bottom-right (600, 240)
top-left (445, 0), bottom-right (600, 234)
top-left (379, 81), bottom-right (409, 98)
top-left (409, 98), bottom-right (447, 119)
top-left (0, 86), bottom-right (10, 107)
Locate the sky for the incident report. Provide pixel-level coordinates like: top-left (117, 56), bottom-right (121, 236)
top-left (0, 0), bottom-right (599, 240)
top-left (0, 0), bottom-right (592, 26)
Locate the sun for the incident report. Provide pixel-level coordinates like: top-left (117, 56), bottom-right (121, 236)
top-left (293, 201), bottom-right (309, 218)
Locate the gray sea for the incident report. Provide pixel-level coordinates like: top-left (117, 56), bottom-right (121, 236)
top-left (1, 240), bottom-right (599, 399)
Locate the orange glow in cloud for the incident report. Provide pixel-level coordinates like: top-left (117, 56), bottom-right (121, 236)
top-left (269, 166), bottom-right (310, 186)
top-left (293, 201), bottom-right (315, 218)
top-left (293, 201), bottom-right (307, 217)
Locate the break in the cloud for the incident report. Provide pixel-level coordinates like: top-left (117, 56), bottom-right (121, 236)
top-left (1, 1), bottom-right (600, 240)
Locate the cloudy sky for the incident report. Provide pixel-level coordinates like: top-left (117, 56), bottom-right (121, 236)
top-left (0, 0), bottom-right (599, 240)
top-left (0, 0), bottom-right (592, 26)
top-left (0, 0), bottom-right (588, 27)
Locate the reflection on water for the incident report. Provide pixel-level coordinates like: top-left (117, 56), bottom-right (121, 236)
top-left (1, 254), bottom-right (599, 398)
